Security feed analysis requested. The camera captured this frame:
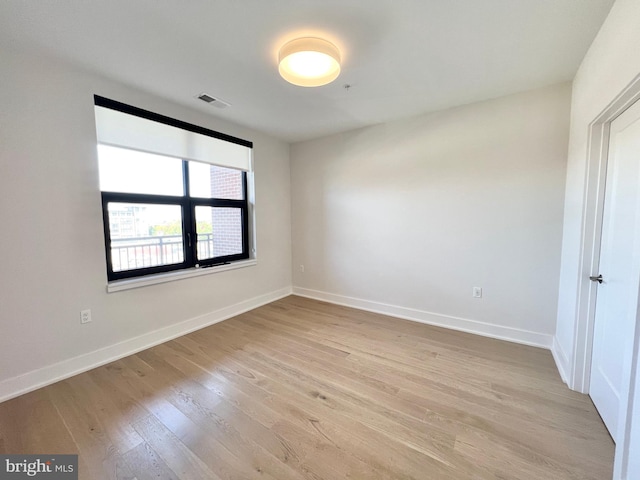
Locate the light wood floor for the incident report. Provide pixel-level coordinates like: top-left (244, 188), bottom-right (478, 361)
top-left (0, 296), bottom-right (613, 479)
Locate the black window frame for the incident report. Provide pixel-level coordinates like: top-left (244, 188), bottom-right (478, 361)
top-left (95, 96), bottom-right (252, 282)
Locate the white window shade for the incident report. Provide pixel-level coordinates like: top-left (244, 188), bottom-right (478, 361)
top-left (94, 105), bottom-right (252, 171)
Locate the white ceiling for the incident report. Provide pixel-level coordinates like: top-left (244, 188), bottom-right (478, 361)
top-left (0, 0), bottom-right (614, 143)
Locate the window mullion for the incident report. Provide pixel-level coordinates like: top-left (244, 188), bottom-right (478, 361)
top-left (209, 199), bottom-right (246, 208)
top-left (183, 161), bottom-right (197, 267)
top-left (242, 172), bottom-right (249, 257)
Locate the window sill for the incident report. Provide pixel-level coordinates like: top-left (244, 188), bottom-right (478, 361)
top-left (106, 259), bottom-right (257, 293)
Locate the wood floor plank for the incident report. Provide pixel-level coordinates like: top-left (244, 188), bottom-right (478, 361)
top-left (127, 347), bottom-right (310, 480)
top-left (122, 441), bottom-right (181, 480)
top-left (97, 360), bottom-right (276, 480)
top-left (131, 415), bottom-right (221, 480)
top-left (0, 296), bottom-right (614, 479)
top-left (185, 332), bottom-right (505, 479)
top-left (45, 380), bottom-right (138, 480)
top-left (0, 388), bottom-right (77, 454)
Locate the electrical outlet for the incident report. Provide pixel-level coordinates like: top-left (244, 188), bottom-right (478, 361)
top-left (300, 264), bottom-right (305, 273)
top-left (473, 287), bottom-right (482, 298)
top-left (80, 309), bottom-right (92, 324)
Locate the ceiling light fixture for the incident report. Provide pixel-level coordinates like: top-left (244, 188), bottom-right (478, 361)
top-left (278, 37), bottom-right (341, 87)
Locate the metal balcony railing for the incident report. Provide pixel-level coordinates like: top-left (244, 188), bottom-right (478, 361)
top-left (110, 234), bottom-right (216, 272)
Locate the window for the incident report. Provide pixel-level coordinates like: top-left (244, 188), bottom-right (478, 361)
top-left (94, 96), bottom-right (253, 282)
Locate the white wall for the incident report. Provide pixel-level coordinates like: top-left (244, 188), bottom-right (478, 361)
top-left (0, 47), bottom-right (292, 400)
top-left (290, 84), bottom-right (570, 347)
top-left (553, 0), bottom-right (640, 477)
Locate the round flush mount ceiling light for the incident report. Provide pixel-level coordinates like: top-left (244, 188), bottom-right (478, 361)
top-left (278, 37), bottom-right (341, 87)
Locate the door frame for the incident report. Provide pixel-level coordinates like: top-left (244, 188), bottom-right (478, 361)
top-left (572, 73), bottom-right (640, 478)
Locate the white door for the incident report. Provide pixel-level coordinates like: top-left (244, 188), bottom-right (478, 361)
top-left (590, 98), bottom-right (640, 442)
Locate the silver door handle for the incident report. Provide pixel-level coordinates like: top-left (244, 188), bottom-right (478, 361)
top-left (590, 274), bottom-right (603, 284)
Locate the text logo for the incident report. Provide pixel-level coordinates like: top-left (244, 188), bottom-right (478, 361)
top-left (0, 455), bottom-right (77, 479)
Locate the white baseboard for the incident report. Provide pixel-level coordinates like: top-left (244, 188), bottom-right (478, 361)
top-left (0, 287), bottom-right (292, 403)
top-left (293, 287), bottom-right (553, 349)
top-left (551, 336), bottom-right (570, 384)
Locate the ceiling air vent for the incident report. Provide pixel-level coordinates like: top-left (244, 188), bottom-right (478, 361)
top-left (196, 93), bottom-right (231, 109)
